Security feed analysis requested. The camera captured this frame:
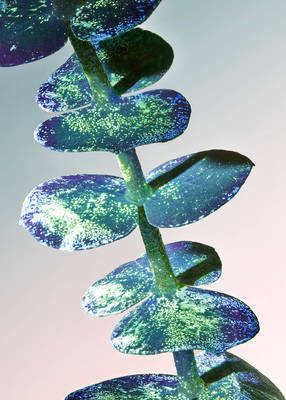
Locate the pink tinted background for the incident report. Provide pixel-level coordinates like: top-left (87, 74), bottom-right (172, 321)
top-left (1, 0), bottom-right (285, 399)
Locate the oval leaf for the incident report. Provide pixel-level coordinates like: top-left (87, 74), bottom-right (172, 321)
top-left (0, 0), bottom-right (67, 67)
top-left (20, 175), bottom-right (137, 251)
top-left (65, 374), bottom-right (177, 400)
top-left (35, 90), bottom-right (191, 154)
top-left (65, 352), bottom-right (284, 399)
top-left (163, 241), bottom-right (222, 286)
top-left (82, 258), bottom-right (151, 316)
top-left (112, 286), bottom-right (259, 355)
top-left (145, 150), bottom-right (253, 228)
top-left (37, 29), bottom-right (173, 112)
top-left (83, 241), bottom-right (222, 316)
top-left (197, 351), bottom-right (285, 400)
top-left (98, 28), bottom-right (174, 96)
top-left (71, 0), bottom-right (162, 42)
top-left (37, 54), bottom-right (92, 113)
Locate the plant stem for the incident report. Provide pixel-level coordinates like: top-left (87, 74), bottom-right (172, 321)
top-left (70, 34), bottom-right (203, 395)
top-left (66, 22), bottom-right (115, 104)
top-left (118, 149), bottom-right (179, 293)
top-left (137, 205), bottom-right (180, 293)
top-left (117, 149), bottom-right (153, 205)
top-left (173, 350), bottom-right (207, 399)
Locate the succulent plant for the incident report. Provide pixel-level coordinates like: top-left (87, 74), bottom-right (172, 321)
top-left (1, 1), bottom-right (284, 399)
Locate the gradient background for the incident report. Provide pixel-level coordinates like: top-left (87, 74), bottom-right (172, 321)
top-left (1, 0), bottom-right (285, 398)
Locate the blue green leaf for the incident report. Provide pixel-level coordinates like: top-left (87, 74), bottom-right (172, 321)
top-left (71, 0), bottom-right (162, 42)
top-left (98, 28), bottom-right (174, 96)
top-left (35, 90), bottom-right (191, 153)
top-left (20, 175), bottom-right (137, 251)
top-left (112, 286), bottom-right (259, 355)
top-left (37, 29), bottom-right (173, 112)
top-left (83, 241), bottom-right (221, 316)
top-left (196, 351), bottom-right (285, 400)
top-left (0, 0), bottom-right (67, 67)
top-left (65, 374), bottom-right (177, 400)
top-left (37, 54), bottom-right (92, 113)
top-left (145, 150), bottom-right (253, 228)
top-left (166, 241), bottom-right (222, 286)
top-left (83, 258), bottom-right (150, 316)
top-left (64, 352), bottom-right (285, 399)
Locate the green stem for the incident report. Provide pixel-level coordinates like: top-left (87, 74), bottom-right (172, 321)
top-left (117, 149), bottom-right (179, 293)
top-left (137, 206), bottom-right (180, 293)
top-left (70, 35), bottom-right (202, 396)
top-left (66, 22), bottom-right (115, 104)
top-left (117, 149), bottom-right (153, 205)
top-left (173, 350), bottom-right (207, 399)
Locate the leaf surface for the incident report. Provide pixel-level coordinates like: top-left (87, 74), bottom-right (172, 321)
top-left (83, 241), bottom-right (222, 316)
top-left (0, 0), bottom-right (67, 66)
top-left (37, 29), bottom-right (173, 112)
top-left (20, 175), bottom-right (137, 251)
top-left (98, 28), bottom-right (173, 95)
top-left (64, 352), bottom-right (285, 399)
top-left (71, 0), bottom-right (162, 42)
top-left (112, 286), bottom-right (259, 355)
top-left (145, 150), bottom-right (253, 228)
top-left (35, 90), bottom-right (191, 153)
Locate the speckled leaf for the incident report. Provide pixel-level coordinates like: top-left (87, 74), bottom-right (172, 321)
top-left (70, 0), bottom-right (162, 42)
top-left (64, 352), bottom-right (284, 400)
top-left (83, 241), bottom-right (222, 316)
top-left (196, 351), bottom-right (285, 400)
top-left (145, 150), bottom-right (253, 228)
top-left (83, 258), bottom-right (150, 316)
top-left (37, 54), bottom-right (92, 112)
top-left (65, 374), bottom-right (177, 400)
top-left (35, 90), bottom-right (191, 154)
top-left (0, 0), bottom-right (67, 67)
top-left (112, 286), bottom-right (259, 355)
top-left (20, 175), bottom-right (137, 251)
top-left (37, 29), bottom-right (173, 112)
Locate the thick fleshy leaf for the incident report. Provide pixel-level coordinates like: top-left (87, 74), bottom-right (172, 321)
top-left (35, 90), bottom-right (191, 154)
top-left (98, 28), bottom-right (174, 96)
top-left (20, 175), bottom-right (137, 251)
top-left (37, 54), bottom-right (92, 113)
top-left (37, 29), bottom-right (173, 112)
top-left (165, 241), bottom-right (222, 286)
top-left (112, 286), bottom-right (259, 355)
top-left (65, 352), bottom-right (285, 399)
top-left (83, 258), bottom-right (150, 316)
top-left (145, 150), bottom-right (253, 228)
top-left (0, 0), bottom-right (67, 67)
top-left (71, 0), bottom-right (162, 42)
top-left (66, 374), bottom-right (177, 400)
top-left (83, 241), bottom-right (221, 316)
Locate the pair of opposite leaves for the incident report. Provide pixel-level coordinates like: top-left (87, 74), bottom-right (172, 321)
top-left (0, 0), bottom-right (162, 66)
top-left (65, 351), bottom-right (285, 400)
top-left (1, 2), bottom-right (187, 152)
top-left (2, 2), bottom-right (283, 400)
top-left (4, 0), bottom-right (259, 383)
top-left (19, 15), bottom-right (254, 253)
top-left (35, 26), bottom-right (190, 154)
top-left (20, 150), bottom-right (259, 357)
top-left (21, 51), bottom-right (257, 357)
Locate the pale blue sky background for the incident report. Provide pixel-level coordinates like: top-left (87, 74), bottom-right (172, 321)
top-left (1, 1), bottom-right (285, 399)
